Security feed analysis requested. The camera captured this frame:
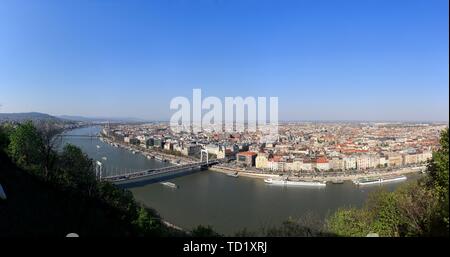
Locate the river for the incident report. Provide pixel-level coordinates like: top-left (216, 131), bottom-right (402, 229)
top-left (61, 126), bottom-right (421, 235)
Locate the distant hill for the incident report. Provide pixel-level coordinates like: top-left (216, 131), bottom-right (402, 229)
top-left (59, 115), bottom-right (149, 123)
top-left (0, 112), bottom-right (152, 124)
top-left (0, 112), bottom-right (65, 123)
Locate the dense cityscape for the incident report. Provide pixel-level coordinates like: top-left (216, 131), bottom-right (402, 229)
top-left (101, 122), bottom-right (446, 181)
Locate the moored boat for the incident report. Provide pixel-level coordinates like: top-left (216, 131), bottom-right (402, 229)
top-left (264, 178), bottom-right (326, 187)
top-left (353, 175), bottom-right (407, 185)
top-left (226, 172), bottom-right (239, 178)
top-left (331, 179), bottom-right (344, 184)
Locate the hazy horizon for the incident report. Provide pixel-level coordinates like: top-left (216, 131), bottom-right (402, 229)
top-left (0, 111), bottom-right (448, 123)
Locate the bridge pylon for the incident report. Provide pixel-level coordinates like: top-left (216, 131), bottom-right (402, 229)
top-left (95, 161), bottom-right (103, 180)
top-left (200, 149), bottom-right (209, 164)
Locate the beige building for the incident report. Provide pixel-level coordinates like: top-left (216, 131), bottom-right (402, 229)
top-left (417, 151), bottom-right (433, 163)
top-left (403, 154), bottom-right (418, 165)
top-left (256, 154), bottom-right (269, 169)
top-left (329, 158), bottom-right (344, 171)
top-left (388, 153), bottom-right (403, 167)
top-left (284, 159), bottom-right (302, 171)
top-left (301, 161), bottom-right (313, 171)
top-left (343, 156), bottom-right (357, 170)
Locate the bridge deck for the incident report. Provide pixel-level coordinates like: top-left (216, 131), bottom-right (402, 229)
top-left (102, 160), bottom-right (219, 183)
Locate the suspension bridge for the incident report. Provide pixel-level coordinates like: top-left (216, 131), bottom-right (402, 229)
top-left (95, 149), bottom-right (221, 187)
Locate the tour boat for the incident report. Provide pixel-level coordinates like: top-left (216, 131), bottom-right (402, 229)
top-left (160, 182), bottom-right (178, 188)
top-left (353, 175), bottom-right (407, 185)
top-left (331, 179), bottom-right (344, 184)
top-left (264, 178), bottom-right (326, 187)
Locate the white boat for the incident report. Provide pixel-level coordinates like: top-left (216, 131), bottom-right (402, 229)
top-left (160, 182), bottom-right (178, 188)
top-left (101, 157), bottom-right (107, 161)
top-left (96, 145), bottom-right (101, 149)
top-left (353, 175), bottom-right (407, 185)
top-left (226, 172), bottom-right (239, 178)
top-left (264, 178), bottom-right (326, 187)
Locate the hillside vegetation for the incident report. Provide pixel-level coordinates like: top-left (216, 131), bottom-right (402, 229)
top-left (0, 121), bottom-right (185, 236)
top-left (326, 128), bottom-right (449, 237)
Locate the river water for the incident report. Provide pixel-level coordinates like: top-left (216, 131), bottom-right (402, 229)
top-left (61, 126), bottom-right (421, 235)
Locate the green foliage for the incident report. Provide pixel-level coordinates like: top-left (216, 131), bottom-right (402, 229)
top-left (426, 128), bottom-right (449, 232)
top-left (57, 144), bottom-right (97, 196)
top-left (133, 206), bottom-right (164, 236)
top-left (327, 208), bottom-right (373, 236)
top-left (97, 181), bottom-right (138, 221)
top-left (395, 181), bottom-right (440, 236)
top-left (234, 228), bottom-right (258, 237)
top-left (0, 125), bottom-right (11, 151)
top-left (7, 121), bottom-right (44, 169)
top-left (328, 128), bottom-right (449, 237)
top-left (1, 122), bottom-right (189, 236)
top-left (190, 225), bottom-right (222, 237)
top-left (366, 190), bottom-right (402, 236)
top-left (428, 129), bottom-right (449, 197)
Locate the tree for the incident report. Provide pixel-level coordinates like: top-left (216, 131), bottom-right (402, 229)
top-left (97, 181), bottom-right (138, 221)
top-left (426, 128), bottom-right (449, 233)
top-left (58, 144), bottom-right (97, 196)
top-left (327, 208), bottom-right (373, 236)
top-left (35, 122), bottom-right (61, 179)
top-left (366, 190), bottom-right (402, 236)
top-left (190, 225), bottom-right (221, 237)
top-left (428, 129), bottom-right (449, 198)
top-left (0, 125), bottom-right (11, 152)
top-left (8, 121), bottom-right (44, 169)
top-left (327, 129), bottom-right (449, 237)
top-left (395, 181), bottom-right (439, 236)
top-left (133, 206), bottom-right (163, 236)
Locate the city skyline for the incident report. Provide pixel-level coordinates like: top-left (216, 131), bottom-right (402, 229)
top-left (1, 0), bottom-right (448, 121)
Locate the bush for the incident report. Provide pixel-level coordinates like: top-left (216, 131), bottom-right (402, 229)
top-left (191, 225), bottom-right (222, 237)
top-left (327, 129), bottom-right (449, 237)
top-left (7, 121), bottom-right (44, 169)
top-left (327, 208), bottom-right (373, 237)
top-left (0, 125), bottom-right (11, 151)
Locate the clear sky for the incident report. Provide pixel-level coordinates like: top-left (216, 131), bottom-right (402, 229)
top-left (0, 0), bottom-right (448, 121)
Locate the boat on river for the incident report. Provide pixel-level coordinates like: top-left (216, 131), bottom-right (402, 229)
top-left (160, 182), bottom-right (178, 188)
top-left (226, 172), bottom-right (239, 178)
top-left (331, 179), bottom-right (344, 184)
top-left (353, 175), bottom-right (407, 185)
top-left (264, 178), bottom-right (326, 187)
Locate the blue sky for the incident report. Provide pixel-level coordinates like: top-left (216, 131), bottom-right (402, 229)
top-left (0, 0), bottom-right (448, 121)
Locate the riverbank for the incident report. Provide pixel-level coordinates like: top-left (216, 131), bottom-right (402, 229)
top-left (210, 165), bottom-right (425, 182)
top-left (100, 134), bottom-right (195, 166)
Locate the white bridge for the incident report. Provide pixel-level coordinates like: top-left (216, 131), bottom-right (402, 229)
top-left (97, 152), bottom-right (220, 186)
